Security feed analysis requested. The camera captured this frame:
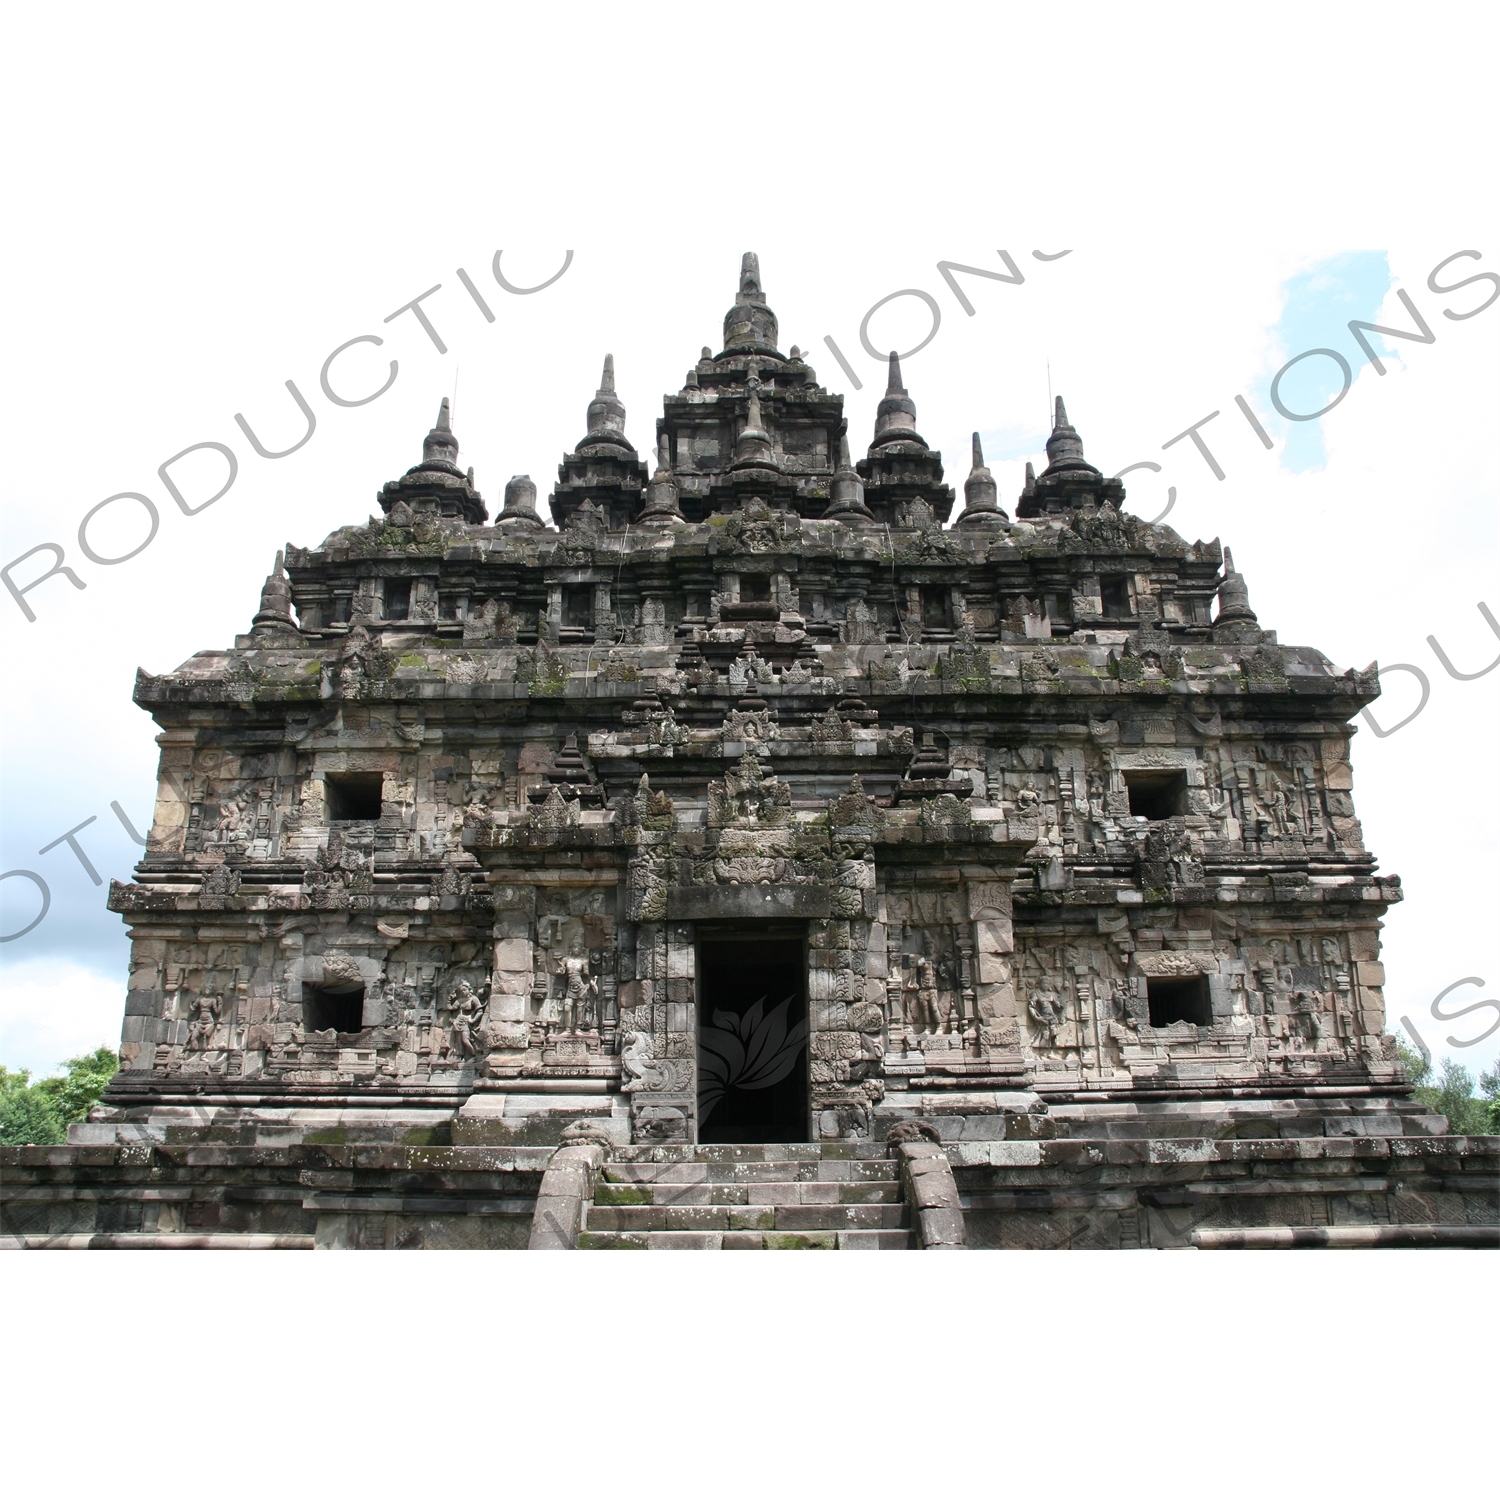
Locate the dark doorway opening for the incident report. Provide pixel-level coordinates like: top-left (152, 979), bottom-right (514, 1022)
top-left (1147, 975), bottom-right (1211, 1028)
top-left (697, 931), bottom-right (808, 1144)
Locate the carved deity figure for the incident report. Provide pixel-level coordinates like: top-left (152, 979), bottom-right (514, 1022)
top-left (188, 993), bottom-right (222, 1050)
top-left (554, 940), bottom-right (599, 1033)
top-left (215, 795), bottom-right (250, 842)
top-left (448, 979), bottom-right (485, 1059)
top-left (1028, 990), bottom-right (1066, 1045)
top-left (1293, 989), bottom-right (1326, 1048)
top-left (1265, 780), bottom-right (1293, 838)
top-left (335, 624), bottom-right (375, 694)
top-left (905, 941), bottom-right (942, 1034)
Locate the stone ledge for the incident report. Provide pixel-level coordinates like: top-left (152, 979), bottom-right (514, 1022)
top-left (1190, 1224), bottom-right (1499, 1249)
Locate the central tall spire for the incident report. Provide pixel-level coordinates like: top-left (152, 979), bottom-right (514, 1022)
top-left (722, 251), bottom-right (780, 356)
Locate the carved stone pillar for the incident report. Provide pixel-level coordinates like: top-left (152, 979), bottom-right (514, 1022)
top-left (619, 921), bottom-right (695, 1143)
top-left (967, 878), bottom-right (1020, 1054)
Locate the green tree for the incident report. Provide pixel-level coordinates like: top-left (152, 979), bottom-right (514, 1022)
top-left (1416, 1057), bottom-right (1490, 1136)
top-left (0, 1066), bottom-right (66, 1145)
top-left (1480, 1062), bottom-right (1500, 1134)
top-left (1395, 1038), bottom-right (1431, 1086)
top-left (0, 1047), bottom-right (118, 1146)
top-left (1393, 1038), bottom-right (1493, 1134)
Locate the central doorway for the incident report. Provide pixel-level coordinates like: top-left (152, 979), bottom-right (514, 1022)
top-left (696, 928), bottom-right (808, 1144)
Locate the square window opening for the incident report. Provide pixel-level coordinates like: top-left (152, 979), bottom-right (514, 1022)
top-left (739, 575), bottom-right (771, 603)
top-left (1124, 769), bottom-right (1188, 820)
top-left (384, 578), bottom-right (411, 620)
top-left (325, 772), bottom-right (384, 821)
top-left (302, 981), bottom-right (366, 1035)
top-left (1100, 575), bottom-right (1131, 618)
top-left (562, 586), bottom-right (594, 630)
top-left (921, 587), bottom-right (951, 629)
top-left (332, 595), bottom-right (352, 623)
top-left (1147, 975), bottom-right (1211, 1028)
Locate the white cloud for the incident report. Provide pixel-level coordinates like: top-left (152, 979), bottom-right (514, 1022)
top-left (0, 959), bottom-right (126, 1078)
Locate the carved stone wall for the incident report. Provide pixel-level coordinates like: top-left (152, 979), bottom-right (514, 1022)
top-left (96, 255), bottom-right (1411, 1155)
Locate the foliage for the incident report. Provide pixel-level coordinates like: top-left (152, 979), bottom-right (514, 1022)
top-left (1481, 1062), bottom-right (1500, 1134)
top-left (1394, 1040), bottom-right (1494, 1133)
top-left (1417, 1058), bottom-right (1491, 1136)
top-left (0, 1046), bottom-right (118, 1146)
top-left (1395, 1038), bottom-right (1431, 1086)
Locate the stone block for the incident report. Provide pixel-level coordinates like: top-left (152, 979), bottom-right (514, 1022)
top-left (807, 969), bottom-right (843, 1001)
top-left (974, 918), bottom-right (1014, 955)
top-left (978, 952), bottom-right (1012, 984)
top-left (918, 1206), bottom-right (967, 1247)
top-left (494, 939), bottom-right (532, 973)
top-left (486, 1021), bottom-right (530, 1049)
top-left (491, 968), bottom-right (532, 998)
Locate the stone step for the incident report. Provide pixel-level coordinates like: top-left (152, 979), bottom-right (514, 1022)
top-left (577, 1228), bottom-right (915, 1250)
top-left (584, 1202), bottom-right (908, 1233)
top-left (594, 1180), bottom-right (902, 1208)
top-left (609, 1144), bottom-right (890, 1164)
top-left (600, 1160), bottom-right (900, 1185)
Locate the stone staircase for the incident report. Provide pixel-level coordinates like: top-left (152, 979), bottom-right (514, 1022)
top-left (577, 1144), bottom-right (914, 1249)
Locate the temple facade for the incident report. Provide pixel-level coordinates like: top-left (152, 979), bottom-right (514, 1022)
top-left (10, 253), bottom-right (1492, 1250)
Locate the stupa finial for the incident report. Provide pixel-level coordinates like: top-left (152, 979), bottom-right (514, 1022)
top-left (957, 429), bottom-right (1006, 527)
top-left (422, 397), bottom-right (460, 468)
top-left (871, 351), bottom-right (921, 447)
top-left (1044, 394), bottom-right (1088, 470)
top-left (1215, 544), bottom-right (1258, 624)
top-left (582, 352), bottom-right (631, 450)
top-left (826, 430), bottom-right (874, 525)
top-left (723, 251), bottom-right (779, 354)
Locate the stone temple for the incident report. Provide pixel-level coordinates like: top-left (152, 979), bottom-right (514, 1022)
top-left (6, 254), bottom-right (1494, 1249)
